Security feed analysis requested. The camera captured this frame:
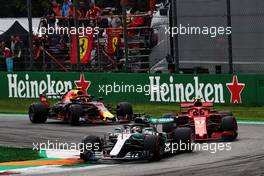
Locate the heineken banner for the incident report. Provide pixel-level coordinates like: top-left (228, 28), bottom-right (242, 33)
top-left (0, 72), bottom-right (263, 105)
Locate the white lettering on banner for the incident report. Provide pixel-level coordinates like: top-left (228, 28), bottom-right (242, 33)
top-left (149, 76), bottom-right (225, 103)
top-left (7, 74), bottom-right (73, 98)
top-left (6, 74), bottom-right (229, 104)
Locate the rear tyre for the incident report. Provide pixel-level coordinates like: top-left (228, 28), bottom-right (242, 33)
top-left (80, 135), bottom-right (102, 162)
top-left (144, 135), bottom-right (162, 161)
top-left (221, 116), bottom-right (238, 141)
top-left (29, 102), bottom-right (48, 123)
top-left (68, 104), bottom-right (82, 126)
top-left (173, 127), bottom-right (194, 153)
top-left (116, 102), bottom-right (133, 122)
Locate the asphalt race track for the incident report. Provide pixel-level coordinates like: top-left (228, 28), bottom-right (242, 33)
top-left (0, 115), bottom-right (264, 176)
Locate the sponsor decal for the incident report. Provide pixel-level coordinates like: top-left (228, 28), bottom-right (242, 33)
top-left (6, 74), bottom-right (246, 104)
top-left (74, 73), bottom-right (91, 96)
top-left (7, 74), bottom-right (72, 98)
top-left (149, 75), bottom-right (245, 104)
top-left (149, 76), bottom-right (225, 103)
top-left (7, 73), bottom-right (91, 98)
top-left (226, 75), bottom-right (245, 104)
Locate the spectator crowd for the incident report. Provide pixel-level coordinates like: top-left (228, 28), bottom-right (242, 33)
top-left (0, 35), bottom-right (23, 72)
top-left (45, 0), bottom-right (115, 19)
top-left (0, 0), bottom-right (152, 72)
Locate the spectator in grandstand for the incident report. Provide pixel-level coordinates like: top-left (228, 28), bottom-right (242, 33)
top-left (108, 10), bottom-right (122, 28)
top-left (2, 42), bottom-right (13, 73)
top-left (52, 1), bottom-right (61, 17)
top-left (0, 42), bottom-right (5, 70)
top-left (61, 0), bottom-right (71, 17)
top-left (69, 4), bottom-right (82, 18)
top-left (127, 10), bottom-right (145, 36)
top-left (0, 42), bottom-right (3, 55)
top-left (51, 1), bottom-right (62, 26)
top-left (85, 2), bottom-right (102, 27)
top-left (12, 36), bottom-right (23, 71)
top-left (45, 2), bottom-right (56, 27)
top-left (79, 2), bottom-right (87, 18)
top-left (10, 35), bottom-right (16, 54)
top-left (85, 2), bottom-right (102, 19)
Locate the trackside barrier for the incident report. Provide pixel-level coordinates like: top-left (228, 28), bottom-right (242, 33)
top-left (0, 72), bottom-right (263, 105)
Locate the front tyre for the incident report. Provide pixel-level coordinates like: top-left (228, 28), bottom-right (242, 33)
top-left (29, 102), bottom-right (48, 123)
top-left (68, 104), bottom-right (82, 126)
top-left (144, 135), bottom-right (163, 161)
top-left (80, 135), bottom-right (102, 162)
top-left (221, 116), bottom-right (238, 141)
top-left (173, 127), bottom-right (194, 153)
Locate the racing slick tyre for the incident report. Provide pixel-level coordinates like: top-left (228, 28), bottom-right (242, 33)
top-left (219, 111), bottom-right (233, 117)
top-left (68, 104), bottom-right (82, 126)
top-left (144, 135), bottom-right (163, 161)
top-left (173, 127), bottom-right (194, 153)
top-left (116, 102), bottom-right (133, 122)
top-left (221, 116), bottom-right (238, 141)
top-left (29, 102), bottom-right (48, 123)
top-left (80, 135), bottom-right (102, 162)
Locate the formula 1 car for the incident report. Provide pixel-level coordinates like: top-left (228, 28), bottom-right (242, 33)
top-left (162, 99), bottom-right (238, 141)
top-left (28, 88), bottom-right (133, 125)
top-left (80, 117), bottom-right (194, 162)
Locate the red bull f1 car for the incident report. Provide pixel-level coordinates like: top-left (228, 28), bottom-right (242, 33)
top-left (28, 88), bottom-right (133, 125)
top-left (80, 117), bottom-right (194, 162)
top-left (162, 99), bottom-right (238, 141)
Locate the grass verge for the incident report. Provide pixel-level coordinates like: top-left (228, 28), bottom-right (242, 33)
top-left (0, 99), bottom-right (263, 121)
top-left (0, 147), bottom-right (40, 163)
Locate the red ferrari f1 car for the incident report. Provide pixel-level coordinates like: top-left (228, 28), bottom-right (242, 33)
top-left (162, 99), bottom-right (238, 141)
top-left (28, 88), bottom-right (133, 125)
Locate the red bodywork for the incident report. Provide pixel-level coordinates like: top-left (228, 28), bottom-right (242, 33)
top-left (178, 101), bottom-right (237, 141)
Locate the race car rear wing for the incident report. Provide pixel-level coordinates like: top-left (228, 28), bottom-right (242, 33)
top-left (134, 117), bottom-right (175, 124)
top-left (41, 92), bottom-right (65, 99)
top-left (180, 102), bottom-right (214, 108)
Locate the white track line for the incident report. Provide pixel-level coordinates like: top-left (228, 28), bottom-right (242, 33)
top-left (238, 121), bottom-right (264, 125)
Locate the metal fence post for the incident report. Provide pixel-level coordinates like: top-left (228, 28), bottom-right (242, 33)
top-left (227, 0), bottom-right (233, 74)
top-left (121, 0), bottom-right (129, 72)
top-left (27, 0), bottom-right (34, 71)
top-left (74, 0), bottom-right (81, 71)
top-left (170, 0), bottom-right (179, 73)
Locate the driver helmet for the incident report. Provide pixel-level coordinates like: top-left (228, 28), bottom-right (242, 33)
top-left (73, 87), bottom-right (83, 96)
top-left (194, 96), bottom-right (203, 107)
top-left (71, 91), bottom-right (78, 99)
top-left (131, 126), bottom-right (142, 133)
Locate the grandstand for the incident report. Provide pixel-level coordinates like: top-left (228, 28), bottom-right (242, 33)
top-left (0, 0), bottom-right (264, 73)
